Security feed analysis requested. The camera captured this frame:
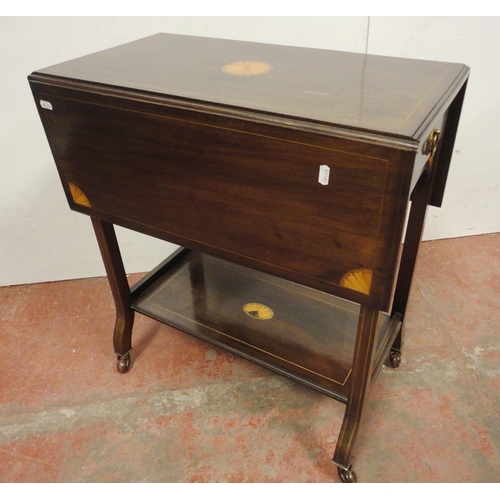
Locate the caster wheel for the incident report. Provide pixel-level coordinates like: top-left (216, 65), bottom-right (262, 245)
top-left (389, 350), bottom-right (401, 368)
top-left (337, 466), bottom-right (357, 483)
top-left (117, 353), bottom-right (131, 373)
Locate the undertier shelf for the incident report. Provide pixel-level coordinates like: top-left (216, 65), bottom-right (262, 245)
top-left (132, 251), bottom-right (396, 402)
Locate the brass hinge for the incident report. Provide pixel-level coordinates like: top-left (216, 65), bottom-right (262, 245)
top-left (424, 128), bottom-right (441, 158)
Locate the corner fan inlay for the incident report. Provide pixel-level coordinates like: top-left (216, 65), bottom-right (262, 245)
top-left (69, 183), bottom-right (91, 207)
top-left (340, 269), bottom-right (373, 295)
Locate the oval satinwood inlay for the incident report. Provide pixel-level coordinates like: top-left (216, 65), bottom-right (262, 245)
top-left (243, 302), bottom-right (274, 320)
top-left (222, 61), bottom-right (273, 76)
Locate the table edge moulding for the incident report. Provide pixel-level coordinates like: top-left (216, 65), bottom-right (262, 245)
top-left (28, 33), bottom-right (469, 482)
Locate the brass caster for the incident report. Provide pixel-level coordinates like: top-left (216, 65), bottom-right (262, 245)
top-left (117, 353), bottom-right (131, 373)
top-left (337, 465), bottom-right (357, 483)
top-left (389, 350), bottom-right (401, 368)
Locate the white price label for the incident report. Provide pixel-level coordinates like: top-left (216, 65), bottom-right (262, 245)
top-left (40, 100), bottom-right (53, 110)
top-left (318, 164), bottom-right (330, 186)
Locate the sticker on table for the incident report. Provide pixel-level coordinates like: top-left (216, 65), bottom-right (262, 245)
top-left (40, 100), bottom-right (53, 110)
top-left (318, 164), bottom-right (330, 185)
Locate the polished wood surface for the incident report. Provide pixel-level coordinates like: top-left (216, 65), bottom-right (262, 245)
top-left (28, 34), bottom-right (469, 482)
top-left (28, 34), bottom-right (469, 311)
top-left (31, 33), bottom-right (467, 140)
top-left (132, 251), bottom-right (392, 400)
top-left (32, 89), bottom-right (414, 310)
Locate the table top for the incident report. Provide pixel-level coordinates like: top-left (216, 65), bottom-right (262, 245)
top-left (32, 33), bottom-right (469, 141)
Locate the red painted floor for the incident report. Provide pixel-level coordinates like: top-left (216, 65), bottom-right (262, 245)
top-left (1, 233), bottom-right (499, 482)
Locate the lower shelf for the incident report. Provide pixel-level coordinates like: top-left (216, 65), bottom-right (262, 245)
top-left (132, 250), bottom-right (395, 402)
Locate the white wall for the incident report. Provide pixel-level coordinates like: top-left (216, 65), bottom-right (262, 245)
top-left (1, 17), bottom-right (498, 286)
top-left (369, 17), bottom-right (500, 240)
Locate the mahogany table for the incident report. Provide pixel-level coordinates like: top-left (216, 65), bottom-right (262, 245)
top-left (29, 33), bottom-right (469, 482)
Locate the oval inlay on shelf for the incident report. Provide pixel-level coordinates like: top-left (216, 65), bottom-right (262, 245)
top-left (243, 302), bottom-right (274, 320)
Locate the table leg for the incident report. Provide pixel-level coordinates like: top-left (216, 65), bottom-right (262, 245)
top-left (332, 305), bottom-right (379, 482)
top-left (390, 172), bottom-right (433, 361)
top-left (91, 218), bottom-right (134, 373)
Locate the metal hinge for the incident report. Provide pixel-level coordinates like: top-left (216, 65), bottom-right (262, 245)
top-left (424, 128), bottom-right (441, 158)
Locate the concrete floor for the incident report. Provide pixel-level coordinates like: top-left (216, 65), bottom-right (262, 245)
top-left (1, 233), bottom-right (499, 483)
